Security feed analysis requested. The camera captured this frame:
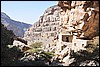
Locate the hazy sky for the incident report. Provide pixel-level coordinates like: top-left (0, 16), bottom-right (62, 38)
top-left (1, 1), bottom-right (58, 24)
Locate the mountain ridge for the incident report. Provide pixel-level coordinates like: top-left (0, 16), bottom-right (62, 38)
top-left (1, 12), bottom-right (32, 37)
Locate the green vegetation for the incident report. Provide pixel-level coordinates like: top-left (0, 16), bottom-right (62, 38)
top-left (86, 44), bottom-right (98, 53)
top-left (86, 36), bottom-right (99, 53)
top-left (25, 48), bottom-right (42, 53)
top-left (25, 42), bottom-right (54, 61)
top-left (40, 51), bottom-right (54, 58)
top-left (29, 42), bottom-right (43, 48)
top-left (1, 23), bottom-right (23, 66)
top-left (24, 47), bottom-right (54, 62)
top-left (25, 41), bottom-right (54, 61)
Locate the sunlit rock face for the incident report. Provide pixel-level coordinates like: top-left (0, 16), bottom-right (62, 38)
top-left (24, 5), bottom-right (62, 46)
top-left (24, 1), bottom-right (99, 47)
top-left (58, 1), bottom-right (99, 39)
top-left (1, 1), bottom-right (99, 66)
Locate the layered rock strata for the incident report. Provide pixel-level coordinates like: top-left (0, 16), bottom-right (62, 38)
top-left (24, 5), bottom-right (62, 47)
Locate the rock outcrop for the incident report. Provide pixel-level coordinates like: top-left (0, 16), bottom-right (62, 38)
top-left (1, 12), bottom-right (32, 37)
top-left (57, 1), bottom-right (99, 66)
top-left (6, 1), bottom-right (99, 66)
top-left (82, 8), bottom-right (99, 39)
top-left (24, 5), bottom-right (62, 46)
top-left (24, 1), bottom-right (99, 46)
top-left (23, 1), bottom-right (99, 62)
top-left (58, 1), bottom-right (99, 39)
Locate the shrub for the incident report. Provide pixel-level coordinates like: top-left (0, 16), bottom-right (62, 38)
top-left (86, 36), bottom-right (99, 53)
top-left (29, 42), bottom-right (43, 48)
top-left (25, 48), bottom-right (42, 53)
top-left (41, 52), bottom-right (54, 58)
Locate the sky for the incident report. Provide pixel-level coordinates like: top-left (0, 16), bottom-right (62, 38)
top-left (1, 1), bottom-right (58, 24)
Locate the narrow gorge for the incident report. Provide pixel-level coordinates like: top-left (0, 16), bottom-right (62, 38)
top-left (1, 1), bottom-right (99, 66)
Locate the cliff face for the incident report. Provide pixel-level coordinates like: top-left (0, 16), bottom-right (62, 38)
top-left (24, 1), bottom-right (99, 45)
top-left (24, 5), bottom-right (62, 45)
top-left (82, 9), bottom-right (99, 39)
top-left (7, 1), bottom-right (99, 66)
top-left (57, 1), bottom-right (99, 66)
top-left (1, 12), bottom-right (32, 37)
top-left (58, 1), bottom-right (99, 39)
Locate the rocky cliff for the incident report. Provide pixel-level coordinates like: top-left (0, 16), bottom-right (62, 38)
top-left (58, 1), bottom-right (99, 39)
top-left (24, 1), bottom-right (99, 45)
top-left (57, 1), bottom-right (99, 66)
top-left (9, 1), bottom-right (99, 66)
top-left (24, 5), bottom-right (62, 46)
top-left (1, 12), bottom-right (32, 37)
